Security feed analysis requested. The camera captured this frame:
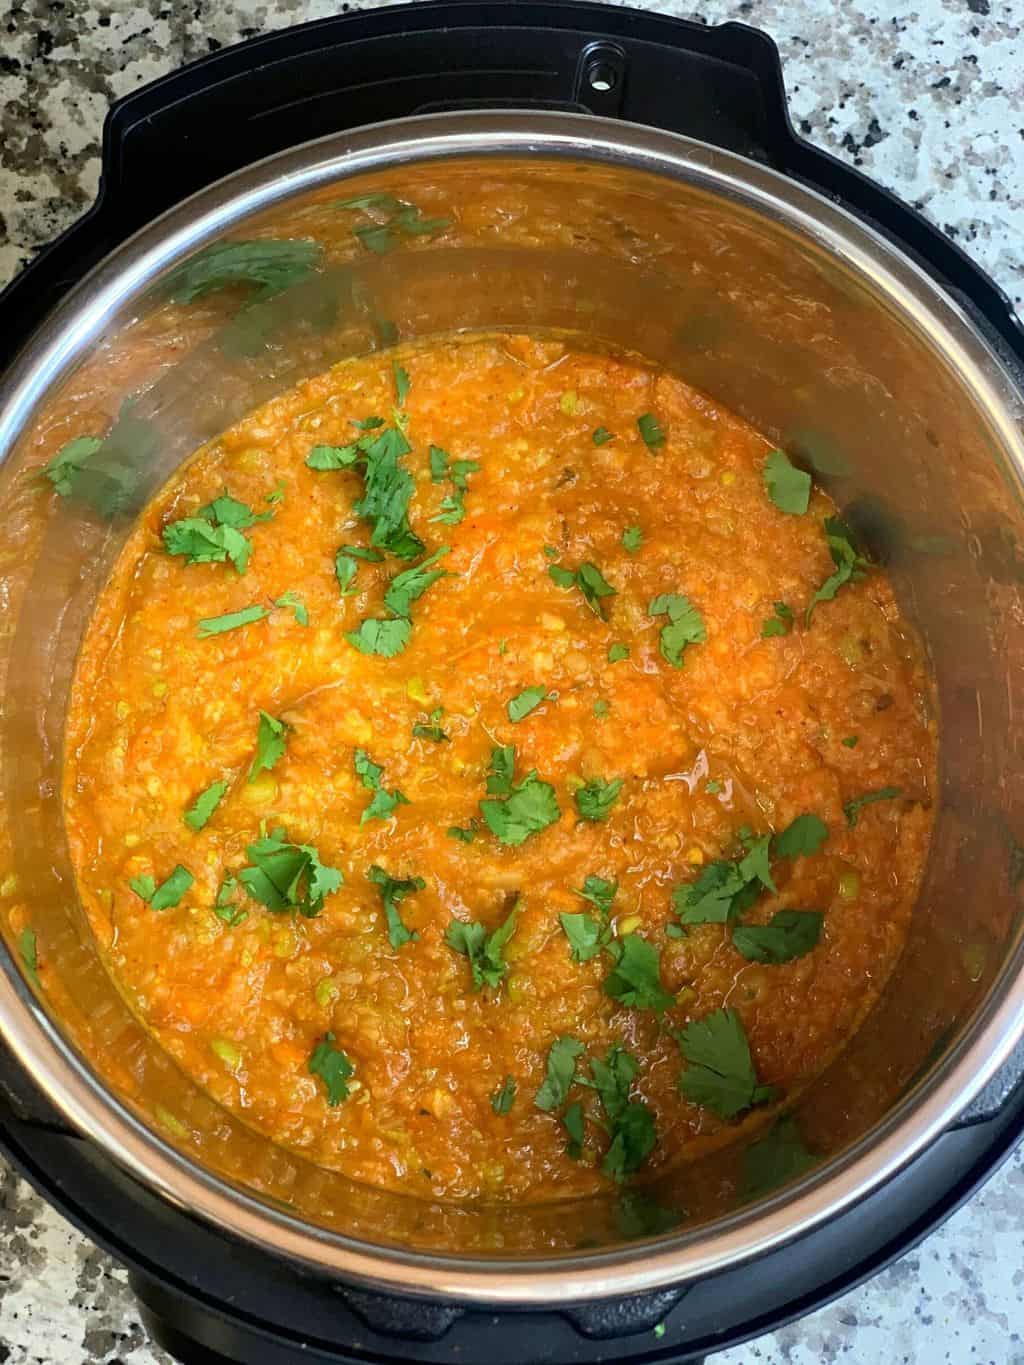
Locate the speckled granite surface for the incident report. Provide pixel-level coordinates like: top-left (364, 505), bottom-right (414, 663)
top-left (1, 1), bottom-right (1022, 1362)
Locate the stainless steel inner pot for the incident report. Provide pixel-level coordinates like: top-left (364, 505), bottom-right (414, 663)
top-left (1, 112), bottom-right (1023, 1303)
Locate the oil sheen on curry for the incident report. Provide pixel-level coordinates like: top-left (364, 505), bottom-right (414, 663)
top-left (64, 332), bottom-right (936, 1203)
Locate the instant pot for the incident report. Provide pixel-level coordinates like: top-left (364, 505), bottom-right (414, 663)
top-left (1, 4), bottom-right (1023, 1363)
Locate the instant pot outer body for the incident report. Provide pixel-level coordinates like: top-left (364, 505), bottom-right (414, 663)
top-left (1, 5), bottom-right (1024, 1363)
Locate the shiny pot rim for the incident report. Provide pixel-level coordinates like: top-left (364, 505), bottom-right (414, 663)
top-left (2, 110), bottom-right (1024, 1303)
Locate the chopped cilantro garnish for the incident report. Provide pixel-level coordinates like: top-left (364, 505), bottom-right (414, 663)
top-left (548, 561), bottom-right (616, 618)
top-left (183, 779), bottom-right (228, 832)
top-left (239, 830), bottom-right (342, 917)
top-left (574, 875), bottom-right (618, 915)
top-left (393, 360), bottom-right (411, 406)
top-left (574, 776), bottom-right (623, 822)
top-left (507, 684), bottom-right (550, 723)
top-left (479, 745), bottom-right (560, 846)
top-left (164, 492), bottom-right (270, 575)
top-left (161, 239), bottom-right (321, 304)
top-left (637, 412), bottom-right (666, 451)
top-left (593, 699), bottom-right (610, 719)
top-left (806, 517), bottom-right (869, 624)
top-left (560, 911), bottom-right (611, 963)
top-left (266, 481), bottom-right (286, 504)
top-left (18, 928), bottom-right (39, 986)
top-left (383, 546), bottom-right (450, 618)
top-left (762, 601), bottom-right (794, 638)
top-left (428, 445), bottom-right (480, 526)
top-left (213, 875), bottom-right (248, 927)
top-left (354, 423), bottom-right (424, 559)
top-left (491, 1075), bottom-right (517, 1116)
top-left (622, 525), bottom-right (643, 554)
top-left (583, 1044), bottom-right (657, 1181)
top-left (445, 903), bottom-right (518, 991)
top-left (354, 748), bottom-right (409, 823)
top-left (607, 642), bottom-right (630, 663)
top-left (593, 426), bottom-right (615, 446)
top-left (196, 604), bottom-right (269, 638)
top-left (308, 1031), bottom-right (354, 1106)
top-left (603, 934), bottom-right (675, 1012)
top-left (842, 735), bottom-right (859, 749)
top-left (764, 449), bottom-right (811, 516)
top-left (339, 196), bottom-right (450, 254)
top-left (413, 707), bottom-right (448, 743)
top-left (307, 443), bottom-right (359, 470)
top-left (774, 813), bottom-right (828, 859)
top-left (275, 591), bottom-right (308, 625)
top-left (677, 1007), bottom-right (778, 1119)
top-left (705, 779), bottom-right (722, 795)
top-left (844, 786), bottom-right (903, 827)
top-left (130, 865), bottom-right (194, 910)
top-left (535, 1036), bottom-right (584, 1112)
top-left (249, 711), bottom-right (289, 781)
top-left (732, 910), bottom-right (824, 963)
top-left (741, 1115), bottom-right (817, 1199)
top-left (335, 543), bottom-right (383, 596)
top-left (649, 593), bottom-right (706, 667)
top-left (345, 617), bottom-right (412, 657)
top-left (447, 820), bottom-right (479, 843)
top-left (564, 1101), bottom-right (586, 1159)
top-left (43, 435), bottom-right (103, 497)
top-left (367, 864), bottom-right (424, 949)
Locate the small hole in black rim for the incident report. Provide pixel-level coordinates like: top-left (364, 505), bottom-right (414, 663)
top-left (585, 60), bottom-right (618, 93)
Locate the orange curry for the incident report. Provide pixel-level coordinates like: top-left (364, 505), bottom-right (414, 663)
top-left (63, 332), bottom-right (935, 1202)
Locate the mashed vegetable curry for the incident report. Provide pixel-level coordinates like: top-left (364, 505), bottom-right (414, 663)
top-left (62, 331), bottom-right (935, 1202)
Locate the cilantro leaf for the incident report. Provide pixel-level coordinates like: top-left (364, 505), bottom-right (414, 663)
top-left (413, 707), bottom-right (449, 743)
top-left (275, 591), bottom-right (308, 625)
top-left (773, 813), bottom-right (828, 859)
top-left (239, 832), bottom-right (342, 917)
top-left (559, 912), bottom-right (608, 963)
top-left (161, 239), bottom-right (322, 303)
top-left (354, 748), bottom-right (408, 824)
top-left (447, 820), bottom-right (478, 843)
top-left (844, 786), bottom-right (903, 827)
top-left (43, 435), bottom-right (103, 497)
top-left (741, 1115), bottom-right (817, 1200)
top-left (308, 1031), bottom-right (354, 1106)
top-left (507, 685), bottom-right (550, 723)
top-left (677, 1007), bottom-right (777, 1119)
top-left (574, 875), bottom-right (618, 916)
top-left (732, 909), bottom-right (824, 963)
top-left (649, 593), bottom-right (706, 667)
top-left (491, 1075), bottom-right (517, 1116)
top-left (340, 197), bottom-right (450, 254)
top-left (535, 1036), bottom-right (584, 1111)
top-left (602, 1096), bottom-right (656, 1181)
top-left (764, 449), bottom-right (811, 516)
top-left (214, 875), bottom-right (248, 928)
top-left (637, 413), bottom-right (666, 450)
top-left (335, 543), bottom-right (383, 595)
top-left (445, 904), bottom-right (518, 990)
top-left (593, 427), bottom-right (615, 446)
top-left (197, 604), bottom-right (269, 638)
top-left (183, 779), bottom-right (228, 832)
top-left (383, 546), bottom-right (450, 618)
top-left (130, 865), bottom-right (194, 910)
top-left (428, 446), bottom-right (480, 526)
top-left (163, 517), bottom-right (252, 574)
top-left (198, 493), bottom-right (271, 530)
top-left (674, 859), bottom-right (753, 926)
top-left (806, 517), bottom-right (869, 624)
top-left (345, 617), bottom-right (412, 657)
top-left (18, 927), bottom-right (39, 986)
top-left (603, 934), bottom-right (675, 1012)
top-left (352, 424), bottom-right (424, 560)
top-left (548, 561), bottom-right (616, 618)
top-left (249, 711), bottom-right (289, 781)
top-left (574, 776), bottom-right (623, 822)
top-left (607, 642), bottom-right (629, 663)
top-left (615, 1191), bottom-right (682, 1239)
top-left (842, 735), bottom-right (859, 749)
top-left (622, 525), bottom-right (643, 554)
top-left (307, 443), bottom-right (359, 470)
top-left (393, 361), bottom-right (411, 406)
top-left (762, 601), bottom-right (794, 638)
top-left (480, 746), bottom-right (560, 846)
top-left (368, 864), bottom-right (424, 949)
top-left (564, 1101), bottom-right (586, 1159)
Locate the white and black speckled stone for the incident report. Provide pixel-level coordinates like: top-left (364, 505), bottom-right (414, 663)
top-left (0, 2), bottom-right (1022, 1362)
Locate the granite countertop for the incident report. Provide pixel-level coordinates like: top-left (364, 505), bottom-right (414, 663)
top-left (1, 1), bottom-right (1022, 1362)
